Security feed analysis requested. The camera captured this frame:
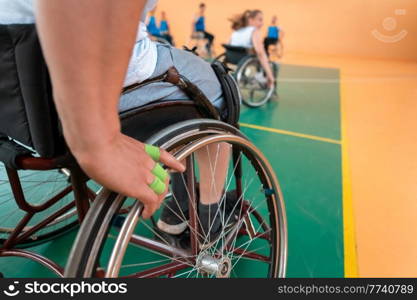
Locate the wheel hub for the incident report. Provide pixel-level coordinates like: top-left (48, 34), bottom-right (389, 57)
top-left (196, 254), bottom-right (232, 278)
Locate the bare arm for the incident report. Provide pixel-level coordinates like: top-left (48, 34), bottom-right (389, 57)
top-left (35, 0), bottom-right (184, 218)
top-left (35, 0), bottom-right (141, 154)
top-left (252, 29), bottom-right (275, 87)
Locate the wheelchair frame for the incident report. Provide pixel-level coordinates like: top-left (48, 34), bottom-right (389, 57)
top-left (0, 100), bottom-right (208, 277)
top-left (1, 138), bottom-right (93, 276)
top-left (189, 31), bottom-right (213, 59)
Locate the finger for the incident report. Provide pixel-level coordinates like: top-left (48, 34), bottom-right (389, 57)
top-left (157, 175), bottom-right (171, 206)
top-left (142, 200), bottom-right (158, 219)
top-left (145, 144), bottom-right (161, 162)
top-left (152, 163), bottom-right (168, 182)
top-left (142, 205), bottom-right (153, 219)
top-left (140, 191), bottom-right (159, 208)
top-left (159, 149), bottom-right (186, 172)
top-left (136, 186), bottom-right (159, 219)
top-left (149, 177), bottom-right (166, 195)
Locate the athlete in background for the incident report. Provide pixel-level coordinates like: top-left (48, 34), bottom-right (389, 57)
top-left (193, 3), bottom-right (214, 55)
top-left (263, 15), bottom-right (284, 58)
top-left (159, 11), bottom-right (174, 45)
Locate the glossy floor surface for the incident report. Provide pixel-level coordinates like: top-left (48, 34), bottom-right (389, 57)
top-left (283, 53), bottom-right (417, 277)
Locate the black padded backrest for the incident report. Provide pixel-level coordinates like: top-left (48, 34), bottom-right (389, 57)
top-left (222, 44), bottom-right (250, 65)
top-left (0, 24), bottom-right (62, 157)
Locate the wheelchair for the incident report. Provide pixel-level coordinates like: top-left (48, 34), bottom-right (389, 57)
top-left (0, 24), bottom-right (287, 278)
top-left (149, 34), bottom-right (172, 46)
top-left (216, 44), bottom-right (279, 108)
top-left (189, 31), bottom-right (213, 59)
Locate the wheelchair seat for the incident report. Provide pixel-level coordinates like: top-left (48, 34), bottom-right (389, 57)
top-left (221, 44), bottom-right (253, 65)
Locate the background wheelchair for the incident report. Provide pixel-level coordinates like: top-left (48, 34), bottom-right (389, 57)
top-left (189, 31), bottom-right (213, 59)
top-left (0, 24), bottom-right (287, 278)
top-left (216, 44), bottom-right (279, 108)
top-left (149, 34), bottom-right (172, 46)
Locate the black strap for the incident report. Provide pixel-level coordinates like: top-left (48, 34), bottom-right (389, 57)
top-left (122, 72), bottom-right (168, 95)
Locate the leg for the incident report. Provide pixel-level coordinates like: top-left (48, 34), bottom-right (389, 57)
top-left (195, 142), bottom-right (231, 243)
top-left (196, 142), bottom-right (230, 205)
top-left (263, 38), bottom-right (270, 56)
top-left (157, 142), bottom-right (231, 240)
top-left (264, 38), bottom-right (278, 57)
top-left (203, 31), bottom-right (215, 54)
top-left (120, 45), bottom-right (224, 112)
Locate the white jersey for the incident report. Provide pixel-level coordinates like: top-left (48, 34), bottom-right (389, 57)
top-left (230, 26), bottom-right (256, 48)
top-left (0, 0), bottom-right (158, 86)
top-left (125, 0), bottom-right (158, 86)
top-left (0, 0), bottom-right (34, 24)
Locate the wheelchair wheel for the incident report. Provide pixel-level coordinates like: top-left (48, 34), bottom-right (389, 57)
top-left (65, 119), bottom-right (287, 278)
top-left (236, 57), bottom-right (275, 108)
top-left (0, 164), bottom-right (100, 248)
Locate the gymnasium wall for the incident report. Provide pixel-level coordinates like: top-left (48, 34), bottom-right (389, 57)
top-left (157, 0), bottom-right (417, 62)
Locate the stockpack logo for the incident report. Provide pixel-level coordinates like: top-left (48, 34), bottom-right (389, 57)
top-left (3, 281), bottom-right (20, 297)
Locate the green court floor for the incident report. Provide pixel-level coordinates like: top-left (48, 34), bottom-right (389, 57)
top-left (240, 64), bottom-right (343, 277)
top-left (0, 64), bottom-right (343, 277)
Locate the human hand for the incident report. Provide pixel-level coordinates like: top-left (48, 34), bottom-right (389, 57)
top-left (74, 133), bottom-right (185, 219)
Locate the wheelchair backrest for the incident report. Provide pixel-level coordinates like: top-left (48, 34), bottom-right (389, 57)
top-left (0, 24), bottom-right (62, 158)
top-left (222, 44), bottom-right (251, 65)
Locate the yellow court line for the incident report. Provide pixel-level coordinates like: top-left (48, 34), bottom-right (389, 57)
top-left (340, 73), bottom-right (359, 277)
top-left (239, 122), bottom-right (341, 145)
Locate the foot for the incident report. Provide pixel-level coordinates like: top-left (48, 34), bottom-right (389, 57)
top-left (156, 190), bottom-right (242, 249)
top-left (198, 190), bottom-right (241, 248)
top-left (157, 195), bottom-right (189, 235)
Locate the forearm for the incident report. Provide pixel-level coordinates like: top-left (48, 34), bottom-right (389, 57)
top-left (257, 50), bottom-right (274, 79)
top-left (253, 31), bottom-right (273, 79)
top-left (35, 0), bottom-right (145, 156)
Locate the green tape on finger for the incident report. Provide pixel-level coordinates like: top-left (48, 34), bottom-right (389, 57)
top-left (149, 177), bottom-right (166, 195)
top-left (145, 144), bottom-right (161, 162)
top-left (152, 163), bottom-right (168, 182)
